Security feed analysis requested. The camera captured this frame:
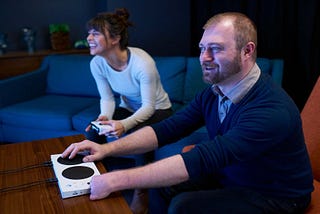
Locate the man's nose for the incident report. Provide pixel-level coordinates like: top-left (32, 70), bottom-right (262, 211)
top-left (200, 49), bottom-right (213, 62)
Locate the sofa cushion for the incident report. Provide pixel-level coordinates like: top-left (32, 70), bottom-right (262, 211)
top-left (45, 54), bottom-right (99, 97)
top-left (256, 58), bottom-right (271, 75)
top-left (72, 96), bottom-right (124, 132)
top-left (72, 103), bottom-right (100, 132)
top-left (184, 57), bottom-right (210, 103)
top-left (0, 95), bottom-right (98, 131)
top-left (154, 57), bottom-right (186, 103)
top-left (1, 125), bottom-right (79, 143)
top-left (0, 121), bottom-right (3, 142)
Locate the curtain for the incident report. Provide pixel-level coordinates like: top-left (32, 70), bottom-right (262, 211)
top-left (190, 0), bottom-right (320, 109)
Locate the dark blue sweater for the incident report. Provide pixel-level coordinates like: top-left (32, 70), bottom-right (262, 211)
top-left (152, 73), bottom-right (313, 198)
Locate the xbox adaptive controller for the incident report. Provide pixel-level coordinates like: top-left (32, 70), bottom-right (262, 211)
top-left (91, 121), bottom-right (113, 135)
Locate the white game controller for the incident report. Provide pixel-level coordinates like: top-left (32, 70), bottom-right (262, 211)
top-left (91, 121), bottom-right (113, 135)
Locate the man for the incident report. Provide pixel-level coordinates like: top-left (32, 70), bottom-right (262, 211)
top-left (62, 12), bottom-right (313, 213)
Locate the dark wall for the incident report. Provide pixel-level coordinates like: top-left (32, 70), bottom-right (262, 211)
top-left (106, 1), bottom-right (191, 56)
top-left (0, 0), bottom-right (96, 51)
top-left (0, 0), bottom-right (190, 56)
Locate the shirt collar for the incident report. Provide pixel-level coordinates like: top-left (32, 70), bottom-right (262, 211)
top-left (212, 63), bottom-right (261, 104)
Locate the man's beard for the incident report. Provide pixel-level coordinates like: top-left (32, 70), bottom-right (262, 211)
top-left (202, 55), bottom-right (242, 85)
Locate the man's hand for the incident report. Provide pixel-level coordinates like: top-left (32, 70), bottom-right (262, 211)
top-left (61, 140), bottom-right (105, 162)
top-left (88, 155), bottom-right (190, 200)
top-left (89, 174), bottom-right (114, 200)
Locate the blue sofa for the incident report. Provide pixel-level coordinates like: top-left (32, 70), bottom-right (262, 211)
top-left (0, 54), bottom-right (283, 143)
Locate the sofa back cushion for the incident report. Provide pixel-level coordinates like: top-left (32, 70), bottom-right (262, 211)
top-left (154, 57), bottom-right (186, 103)
top-left (256, 58), bottom-right (283, 85)
top-left (45, 54), bottom-right (99, 97)
top-left (184, 57), bottom-right (209, 103)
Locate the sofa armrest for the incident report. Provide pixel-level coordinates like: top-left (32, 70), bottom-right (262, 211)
top-left (0, 67), bottom-right (47, 108)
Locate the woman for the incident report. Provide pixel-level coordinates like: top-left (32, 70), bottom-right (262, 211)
top-left (85, 8), bottom-right (172, 142)
top-left (85, 8), bottom-right (173, 214)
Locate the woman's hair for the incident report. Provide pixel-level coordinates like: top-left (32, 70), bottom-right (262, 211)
top-left (87, 8), bottom-right (133, 50)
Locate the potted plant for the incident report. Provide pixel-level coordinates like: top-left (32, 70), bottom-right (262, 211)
top-left (49, 24), bottom-right (71, 50)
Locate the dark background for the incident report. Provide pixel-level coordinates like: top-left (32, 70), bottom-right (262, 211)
top-left (1, 0), bottom-right (319, 110)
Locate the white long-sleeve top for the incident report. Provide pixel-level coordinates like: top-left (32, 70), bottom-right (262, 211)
top-left (90, 47), bottom-right (172, 132)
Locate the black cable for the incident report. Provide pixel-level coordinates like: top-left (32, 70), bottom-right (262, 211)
top-left (0, 177), bottom-right (58, 193)
top-left (0, 161), bottom-right (52, 174)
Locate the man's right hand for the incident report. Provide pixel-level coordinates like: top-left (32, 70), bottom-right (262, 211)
top-left (61, 140), bottom-right (105, 162)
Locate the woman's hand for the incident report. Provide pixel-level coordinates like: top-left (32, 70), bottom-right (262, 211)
top-left (99, 120), bottom-right (125, 138)
top-left (85, 115), bottom-right (109, 132)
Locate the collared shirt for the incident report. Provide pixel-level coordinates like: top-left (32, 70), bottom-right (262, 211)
top-left (223, 63), bottom-right (261, 104)
top-left (212, 63), bottom-right (261, 122)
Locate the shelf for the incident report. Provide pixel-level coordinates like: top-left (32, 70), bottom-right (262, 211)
top-left (0, 49), bottom-right (89, 79)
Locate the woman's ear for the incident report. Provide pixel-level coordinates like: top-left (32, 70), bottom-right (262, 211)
top-left (111, 35), bottom-right (121, 45)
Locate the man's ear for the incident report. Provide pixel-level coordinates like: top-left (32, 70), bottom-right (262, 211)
top-left (243, 42), bottom-right (255, 57)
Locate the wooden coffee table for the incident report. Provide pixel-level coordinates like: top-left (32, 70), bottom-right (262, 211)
top-left (0, 135), bottom-right (132, 213)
